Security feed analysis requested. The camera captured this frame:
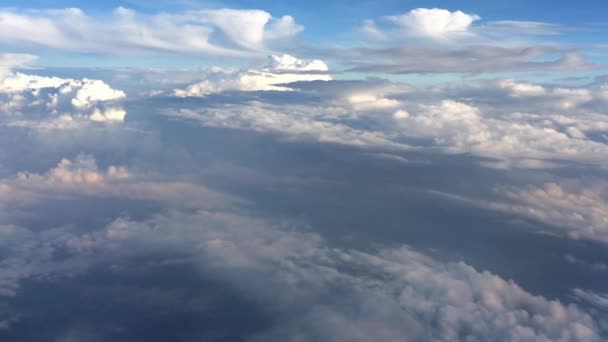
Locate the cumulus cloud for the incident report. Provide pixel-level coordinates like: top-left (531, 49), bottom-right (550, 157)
top-left (0, 155), bottom-right (237, 219)
top-left (168, 75), bottom-right (608, 168)
top-left (0, 55), bottom-right (127, 124)
top-left (174, 54), bottom-right (332, 96)
top-left (0, 7), bottom-right (302, 57)
top-left (387, 8), bottom-right (480, 40)
top-left (392, 98), bottom-right (608, 165)
top-left (354, 8), bottom-right (595, 74)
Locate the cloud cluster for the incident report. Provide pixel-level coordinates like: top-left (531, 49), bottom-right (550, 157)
top-left (0, 7), bottom-right (301, 57)
top-left (174, 54), bottom-right (332, 96)
top-left (0, 155), bottom-right (236, 222)
top-left (0, 206), bottom-right (601, 340)
top-left (0, 139), bottom-right (601, 339)
top-left (0, 53), bottom-right (37, 77)
top-left (172, 103), bottom-right (401, 148)
top-left (354, 8), bottom-right (594, 74)
top-left (387, 8), bottom-right (480, 40)
top-left (0, 54), bottom-right (127, 125)
top-left (165, 75), bottom-right (608, 169)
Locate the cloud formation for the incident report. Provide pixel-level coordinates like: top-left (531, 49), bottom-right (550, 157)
top-left (0, 54), bottom-right (127, 124)
top-left (387, 8), bottom-right (480, 40)
top-left (0, 7), bottom-right (302, 57)
top-left (354, 8), bottom-right (595, 74)
top-left (498, 182), bottom-right (608, 243)
top-left (0, 155), bottom-right (237, 221)
top-left (0, 207), bottom-right (601, 340)
top-left (165, 75), bottom-right (608, 169)
top-left (174, 54), bottom-right (332, 96)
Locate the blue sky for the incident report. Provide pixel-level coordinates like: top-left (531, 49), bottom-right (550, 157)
top-left (1, 0), bottom-right (607, 70)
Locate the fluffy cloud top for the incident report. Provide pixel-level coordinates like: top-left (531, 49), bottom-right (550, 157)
top-left (168, 76), bottom-right (608, 168)
top-left (174, 54), bottom-right (332, 96)
top-left (388, 8), bottom-right (480, 39)
top-left (354, 8), bottom-right (594, 74)
top-left (0, 7), bottom-right (302, 57)
top-left (0, 54), bottom-right (127, 124)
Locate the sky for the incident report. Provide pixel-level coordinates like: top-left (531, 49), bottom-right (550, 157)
top-left (0, 1), bottom-right (608, 341)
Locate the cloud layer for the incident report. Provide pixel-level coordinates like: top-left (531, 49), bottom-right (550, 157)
top-left (0, 7), bottom-right (302, 57)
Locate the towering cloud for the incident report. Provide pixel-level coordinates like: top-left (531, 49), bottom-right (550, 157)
top-left (0, 54), bottom-right (127, 124)
top-left (174, 54), bottom-right (332, 96)
top-left (388, 8), bottom-right (480, 39)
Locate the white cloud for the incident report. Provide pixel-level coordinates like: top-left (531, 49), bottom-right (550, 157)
top-left (174, 54), bottom-right (332, 96)
top-left (171, 103), bottom-right (401, 148)
top-left (355, 8), bottom-right (593, 75)
top-left (0, 7), bottom-right (302, 57)
top-left (70, 79), bottom-right (126, 108)
top-left (0, 53), bottom-right (37, 77)
top-left (347, 93), bottom-right (401, 110)
top-left (392, 99), bottom-right (608, 164)
top-left (169, 76), bottom-right (608, 168)
top-left (265, 15), bottom-right (303, 41)
top-left (0, 56), bottom-right (127, 124)
top-left (387, 8), bottom-right (480, 40)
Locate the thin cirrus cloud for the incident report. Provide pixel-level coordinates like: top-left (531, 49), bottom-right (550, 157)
top-left (0, 7), bottom-right (302, 56)
top-left (348, 46), bottom-right (593, 74)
